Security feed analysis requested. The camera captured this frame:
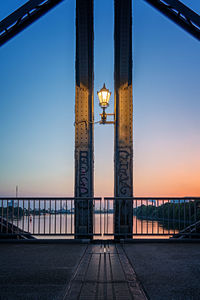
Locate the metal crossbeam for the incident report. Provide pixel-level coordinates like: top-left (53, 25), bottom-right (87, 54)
top-left (144, 0), bottom-right (200, 40)
top-left (0, 0), bottom-right (199, 47)
top-left (0, 0), bottom-right (64, 47)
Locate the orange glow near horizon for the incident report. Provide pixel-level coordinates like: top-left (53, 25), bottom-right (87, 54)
top-left (94, 129), bottom-right (200, 198)
top-left (132, 137), bottom-right (200, 197)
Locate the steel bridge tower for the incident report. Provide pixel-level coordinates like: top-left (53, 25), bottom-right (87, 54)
top-left (114, 0), bottom-right (133, 238)
top-left (75, 0), bottom-right (133, 238)
top-left (75, 0), bottom-right (94, 238)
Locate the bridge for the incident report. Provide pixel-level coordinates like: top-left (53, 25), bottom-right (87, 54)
top-left (0, 1), bottom-right (200, 299)
top-left (0, 0), bottom-right (200, 239)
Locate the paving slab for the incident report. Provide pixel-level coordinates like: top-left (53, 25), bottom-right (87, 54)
top-left (64, 243), bottom-right (147, 300)
top-left (124, 243), bottom-right (200, 300)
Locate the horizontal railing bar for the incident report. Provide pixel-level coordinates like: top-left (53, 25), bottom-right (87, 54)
top-left (33, 234), bottom-right (101, 236)
top-left (104, 197), bottom-right (200, 200)
top-left (0, 233), bottom-right (102, 237)
top-left (1, 197), bottom-right (199, 200)
top-left (104, 233), bottom-right (173, 236)
top-left (0, 197), bottom-right (101, 200)
top-left (102, 233), bottom-right (200, 236)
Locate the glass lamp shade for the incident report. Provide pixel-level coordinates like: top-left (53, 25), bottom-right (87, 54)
top-left (97, 83), bottom-right (111, 108)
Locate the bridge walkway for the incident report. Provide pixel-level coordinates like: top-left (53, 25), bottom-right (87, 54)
top-left (64, 243), bottom-right (147, 300)
top-left (0, 242), bottom-right (200, 299)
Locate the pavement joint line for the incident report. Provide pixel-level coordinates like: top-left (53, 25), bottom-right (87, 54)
top-left (77, 246), bottom-right (93, 298)
top-left (121, 244), bottom-right (150, 299)
top-left (95, 247), bottom-right (101, 299)
top-left (62, 244), bottom-right (89, 300)
top-left (63, 243), bottom-right (149, 299)
top-left (108, 250), bottom-right (116, 299)
top-left (71, 280), bottom-right (130, 283)
top-left (116, 244), bottom-right (148, 300)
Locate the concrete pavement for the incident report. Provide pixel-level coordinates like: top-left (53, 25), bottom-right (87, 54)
top-left (124, 243), bottom-right (200, 300)
top-left (0, 241), bottom-right (200, 299)
top-left (0, 243), bottom-right (86, 300)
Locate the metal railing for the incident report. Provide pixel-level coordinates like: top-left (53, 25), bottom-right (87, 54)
top-left (0, 197), bottom-right (102, 237)
top-left (0, 197), bottom-right (200, 239)
top-left (104, 197), bottom-right (200, 238)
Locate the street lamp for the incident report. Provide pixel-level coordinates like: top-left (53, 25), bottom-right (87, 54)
top-left (97, 83), bottom-right (114, 124)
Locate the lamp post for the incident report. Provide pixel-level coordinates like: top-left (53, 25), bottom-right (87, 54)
top-left (97, 83), bottom-right (115, 124)
top-left (97, 83), bottom-right (114, 215)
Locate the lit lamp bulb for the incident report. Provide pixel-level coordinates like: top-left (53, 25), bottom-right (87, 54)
top-left (97, 83), bottom-right (111, 109)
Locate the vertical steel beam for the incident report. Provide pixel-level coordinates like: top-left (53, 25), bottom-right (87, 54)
top-left (75, 0), bottom-right (94, 238)
top-left (114, 0), bottom-right (133, 238)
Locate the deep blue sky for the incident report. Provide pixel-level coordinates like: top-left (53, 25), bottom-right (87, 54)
top-left (0, 0), bottom-right (200, 197)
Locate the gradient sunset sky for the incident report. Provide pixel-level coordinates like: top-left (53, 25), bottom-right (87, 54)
top-left (0, 0), bottom-right (200, 197)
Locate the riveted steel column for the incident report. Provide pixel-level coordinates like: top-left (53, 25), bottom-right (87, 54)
top-left (114, 0), bottom-right (133, 238)
top-left (75, 0), bottom-right (94, 239)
